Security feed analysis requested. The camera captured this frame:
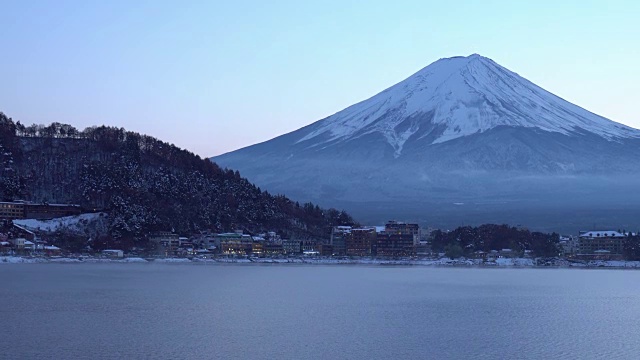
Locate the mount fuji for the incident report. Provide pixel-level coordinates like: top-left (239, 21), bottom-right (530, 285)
top-left (212, 55), bottom-right (640, 232)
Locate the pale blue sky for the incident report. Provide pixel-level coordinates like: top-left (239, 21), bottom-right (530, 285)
top-left (1, 0), bottom-right (638, 156)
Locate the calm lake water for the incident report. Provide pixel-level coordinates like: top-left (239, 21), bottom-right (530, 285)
top-left (1, 264), bottom-right (639, 359)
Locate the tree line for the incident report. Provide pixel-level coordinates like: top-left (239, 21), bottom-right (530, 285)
top-left (431, 224), bottom-right (561, 258)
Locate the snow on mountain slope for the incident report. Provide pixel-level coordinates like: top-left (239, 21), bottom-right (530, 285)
top-left (295, 54), bottom-right (639, 157)
top-left (14, 213), bottom-right (106, 233)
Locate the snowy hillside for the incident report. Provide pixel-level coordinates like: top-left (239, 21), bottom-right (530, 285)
top-left (13, 213), bottom-right (105, 233)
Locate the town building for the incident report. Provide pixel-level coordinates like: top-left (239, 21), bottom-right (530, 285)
top-left (330, 226), bottom-right (351, 256)
top-left (559, 235), bottom-right (578, 257)
top-left (375, 221), bottom-right (420, 257)
top-left (149, 231), bottom-right (180, 246)
top-left (102, 249), bottom-right (124, 258)
top-left (42, 245), bottom-right (62, 256)
top-left (486, 250), bottom-right (499, 261)
top-left (0, 240), bottom-right (11, 254)
top-left (192, 233), bottom-right (216, 248)
top-left (302, 240), bottom-right (318, 253)
top-left (12, 237), bottom-right (26, 249)
top-left (251, 241), bottom-right (264, 256)
top-left (23, 203), bottom-right (82, 219)
top-left (346, 228), bottom-right (376, 256)
top-left (470, 250), bottom-right (487, 260)
top-left (11, 238), bottom-right (36, 253)
top-left (149, 231), bottom-right (182, 255)
top-left (384, 221), bottom-right (421, 237)
top-left (262, 242), bottom-right (284, 256)
top-left (0, 201), bottom-right (25, 219)
top-left (1, 201), bottom-right (83, 220)
top-left (282, 240), bottom-right (302, 255)
top-left (23, 240), bottom-right (35, 252)
top-left (576, 230), bottom-right (627, 259)
top-left (318, 243), bottom-right (334, 256)
top-left (264, 231), bottom-right (281, 243)
top-left (415, 241), bottom-right (430, 256)
top-left (217, 232), bottom-right (253, 255)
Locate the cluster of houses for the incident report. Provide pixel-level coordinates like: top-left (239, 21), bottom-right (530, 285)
top-left (0, 224), bottom-right (62, 256)
top-left (149, 230), bottom-right (318, 257)
top-left (0, 200), bottom-right (82, 256)
top-left (148, 221), bottom-right (431, 258)
top-left (148, 225), bottom-right (637, 261)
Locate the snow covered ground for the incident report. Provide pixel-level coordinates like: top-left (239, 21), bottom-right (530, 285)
top-left (568, 260), bottom-right (640, 268)
top-left (3, 255), bottom-right (640, 269)
top-left (0, 256), bottom-right (43, 264)
top-left (493, 258), bottom-right (536, 266)
top-left (13, 212), bottom-right (105, 232)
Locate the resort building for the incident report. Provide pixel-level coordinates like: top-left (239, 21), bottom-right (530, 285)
top-left (576, 230), bottom-right (627, 259)
top-left (23, 203), bottom-right (82, 219)
top-left (0, 201), bottom-right (82, 220)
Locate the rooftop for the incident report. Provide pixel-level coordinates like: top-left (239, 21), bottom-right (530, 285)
top-left (580, 231), bottom-right (626, 238)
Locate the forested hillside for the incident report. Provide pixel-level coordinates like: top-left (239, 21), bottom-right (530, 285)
top-left (0, 112), bottom-right (355, 243)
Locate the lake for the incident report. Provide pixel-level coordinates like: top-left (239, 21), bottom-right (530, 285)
top-left (1, 264), bottom-right (639, 359)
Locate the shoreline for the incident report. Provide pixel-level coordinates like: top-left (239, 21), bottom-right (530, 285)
top-left (2, 255), bottom-right (640, 269)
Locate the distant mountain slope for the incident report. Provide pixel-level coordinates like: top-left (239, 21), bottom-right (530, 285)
top-left (212, 54), bottom-right (640, 232)
top-left (0, 113), bottom-right (355, 243)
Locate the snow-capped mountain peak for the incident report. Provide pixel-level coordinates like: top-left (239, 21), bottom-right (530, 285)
top-left (212, 54), bottom-right (640, 231)
top-left (296, 54), bottom-right (639, 157)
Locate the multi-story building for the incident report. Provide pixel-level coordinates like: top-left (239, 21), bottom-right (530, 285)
top-left (23, 203), bottom-right (82, 219)
top-left (318, 243), bottom-right (334, 257)
top-left (384, 221), bottom-right (420, 237)
top-left (330, 226), bottom-right (351, 256)
top-left (262, 242), bottom-right (284, 256)
top-left (0, 201), bottom-right (25, 219)
top-left (149, 232), bottom-right (180, 247)
top-left (251, 241), bottom-right (264, 256)
top-left (217, 233), bottom-right (253, 255)
top-left (577, 230), bottom-right (626, 259)
top-left (375, 221), bottom-right (420, 257)
top-left (0, 201), bottom-right (82, 220)
top-left (282, 240), bottom-right (302, 255)
top-left (302, 240), bottom-right (318, 253)
top-left (559, 235), bottom-right (578, 257)
top-left (346, 228), bottom-right (376, 256)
